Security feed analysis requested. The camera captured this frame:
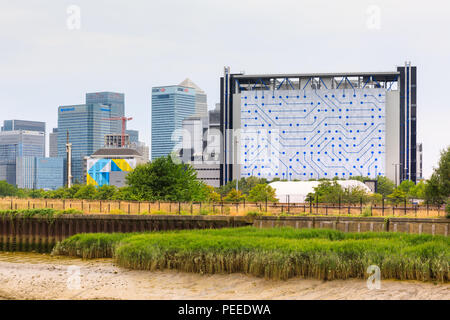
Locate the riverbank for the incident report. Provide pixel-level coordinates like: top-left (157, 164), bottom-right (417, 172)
top-left (0, 252), bottom-right (448, 300)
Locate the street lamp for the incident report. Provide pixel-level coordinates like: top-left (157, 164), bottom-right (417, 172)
top-left (392, 163), bottom-right (400, 186)
top-left (234, 136), bottom-right (238, 191)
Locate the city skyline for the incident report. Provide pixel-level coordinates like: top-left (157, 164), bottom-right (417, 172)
top-left (1, 1), bottom-right (449, 178)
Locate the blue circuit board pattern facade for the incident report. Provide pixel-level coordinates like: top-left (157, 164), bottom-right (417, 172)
top-left (240, 88), bottom-right (386, 180)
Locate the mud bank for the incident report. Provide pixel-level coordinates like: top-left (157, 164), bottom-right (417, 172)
top-left (0, 252), bottom-right (448, 300)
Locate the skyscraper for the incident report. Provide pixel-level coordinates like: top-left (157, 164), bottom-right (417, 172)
top-left (49, 128), bottom-right (58, 158)
top-left (179, 78), bottom-right (208, 117)
top-left (57, 92), bottom-right (125, 184)
top-left (16, 156), bottom-right (64, 190)
top-left (151, 85), bottom-right (197, 160)
top-left (0, 130), bottom-right (45, 185)
top-left (2, 120), bottom-right (45, 133)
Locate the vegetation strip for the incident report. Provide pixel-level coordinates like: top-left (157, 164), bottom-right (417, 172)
top-left (53, 227), bottom-right (449, 282)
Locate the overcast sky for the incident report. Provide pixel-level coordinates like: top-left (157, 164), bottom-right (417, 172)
top-left (0, 0), bottom-right (449, 178)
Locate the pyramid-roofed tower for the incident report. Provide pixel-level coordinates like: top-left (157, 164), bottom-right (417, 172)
top-left (178, 78), bottom-right (207, 117)
top-left (179, 78), bottom-right (205, 94)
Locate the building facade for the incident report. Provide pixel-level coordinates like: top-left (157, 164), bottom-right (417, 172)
top-left (85, 148), bottom-right (145, 187)
top-left (0, 130), bottom-right (45, 185)
top-left (2, 120), bottom-right (45, 133)
top-left (49, 128), bottom-right (58, 158)
top-left (16, 157), bottom-right (64, 190)
top-left (151, 85), bottom-right (197, 160)
top-left (57, 92), bottom-right (125, 184)
top-left (220, 62), bottom-right (418, 185)
top-left (179, 79), bottom-right (208, 117)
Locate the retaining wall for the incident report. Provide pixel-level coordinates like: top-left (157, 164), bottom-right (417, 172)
top-left (253, 216), bottom-right (449, 236)
top-left (0, 215), bottom-right (252, 252)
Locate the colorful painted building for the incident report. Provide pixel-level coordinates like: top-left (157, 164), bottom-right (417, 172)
top-left (84, 148), bottom-right (145, 187)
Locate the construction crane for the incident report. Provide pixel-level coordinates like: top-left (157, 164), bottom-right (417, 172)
top-left (102, 116), bottom-right (133, 147)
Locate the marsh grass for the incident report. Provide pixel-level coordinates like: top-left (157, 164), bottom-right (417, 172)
top-left (52, 227), bottom-right (449, 282)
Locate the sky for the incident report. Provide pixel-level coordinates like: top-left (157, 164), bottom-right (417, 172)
top-left (0, 0), bottom-right (449, 178)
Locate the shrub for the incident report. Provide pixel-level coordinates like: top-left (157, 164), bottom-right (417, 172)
top-left (361, 205), bottom-right (372, 217)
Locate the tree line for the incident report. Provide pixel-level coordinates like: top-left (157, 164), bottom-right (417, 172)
top-left (0, 147), bottom-right (449, 209)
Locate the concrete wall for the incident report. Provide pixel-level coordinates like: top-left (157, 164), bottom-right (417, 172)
top-left (254, 216), bottom-right (449, 236)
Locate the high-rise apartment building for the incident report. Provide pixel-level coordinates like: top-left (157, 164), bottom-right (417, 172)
top-left (57, 92), bottom-right (125, 184)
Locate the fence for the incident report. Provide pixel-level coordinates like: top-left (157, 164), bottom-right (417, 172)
top-left (0, 197), bottom-right (446, 218)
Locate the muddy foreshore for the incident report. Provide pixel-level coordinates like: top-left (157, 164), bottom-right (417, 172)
top-left (0, 252), bottom-right (448, 300)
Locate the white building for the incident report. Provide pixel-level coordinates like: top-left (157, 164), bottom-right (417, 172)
top-left (268, 180), bottom-right (372, 203)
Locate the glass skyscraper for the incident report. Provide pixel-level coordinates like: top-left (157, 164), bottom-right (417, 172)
top-left (1, 120), bottom-right (45, 133)
top-left (151, 85), bottom-right (197, 160)
top-left (0, 130), bottom-right (45, 185)
top-left (16, 156), bottom-right (64, 190)
top-left (57, 92), bottom-right (125, 184)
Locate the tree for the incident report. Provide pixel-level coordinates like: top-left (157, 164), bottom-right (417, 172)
top-left (203, 185), bottom-right (221, 202)
top-left (409, 180), bottom-right (426, 199)
top-left (313, 181), bottom-right (343, 203)
top-left (223, 189), bottom-right (246, 202)
top-left (434, 146), bottom-right (450, 198)
top-left (73, 185), bottom-right (97, 200)
top-left (387, 189), bottom-right (407, 205)
top-left (376, 176), bottom-right (395, 196)
top-left (397, 180), bottom-right (415, 195)
top-left (424, 173), bottom-right (445, 205)
top-left (217, 177), bottom-right (268, 197)
top-left (247, 184), bottom-right (278, 202)
top-left (95, 185), bottom-right (118, 200)
top-left (0, 180), bottom-right (18, 197)
top-left (125, 155), bottom-right (205, 202)
top-left (112, 186), bottom-right (139, 201)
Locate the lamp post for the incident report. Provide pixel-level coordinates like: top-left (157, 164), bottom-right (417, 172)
top-left (392, 163), bottom-right (400, 186)
top-left (234, 136), bottom-right (238, 191)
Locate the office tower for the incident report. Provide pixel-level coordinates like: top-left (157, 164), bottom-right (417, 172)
top-left (49, 128), bottom-right (58, 158)
top-left (57, 92), bottom-right (125, 184)
top-left (2, 120), bottom-right (45, 133)
top-left (151, 85), bottom-right (197, 160)
top-left (220, 62), bottom-right (418, 185)
top-left (0, 130), bottom-right (45, 185)
top-left (179, 78), bottom-right (208, 117)
top-left (125, 130), bottom-right (139, 143)
top-left (16, 157), bottom-right (64, 190)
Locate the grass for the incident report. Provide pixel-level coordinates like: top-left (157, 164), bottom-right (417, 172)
top-left (0, 208), bottom-right (82, 220)
top-left (52, 227), bottom-right (449, 282)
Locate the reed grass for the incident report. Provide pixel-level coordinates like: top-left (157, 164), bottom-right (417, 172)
top-left (52, 227), bottom-right (449, 282)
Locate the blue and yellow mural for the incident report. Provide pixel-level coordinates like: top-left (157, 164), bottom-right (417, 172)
top-left (86, 158), bottom-right (136, 187)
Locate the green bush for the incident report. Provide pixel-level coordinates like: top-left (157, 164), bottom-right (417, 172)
top-left (361, 205), bottom-right (372, 217)
top-left (246, 210), bottom-right (262, 217)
